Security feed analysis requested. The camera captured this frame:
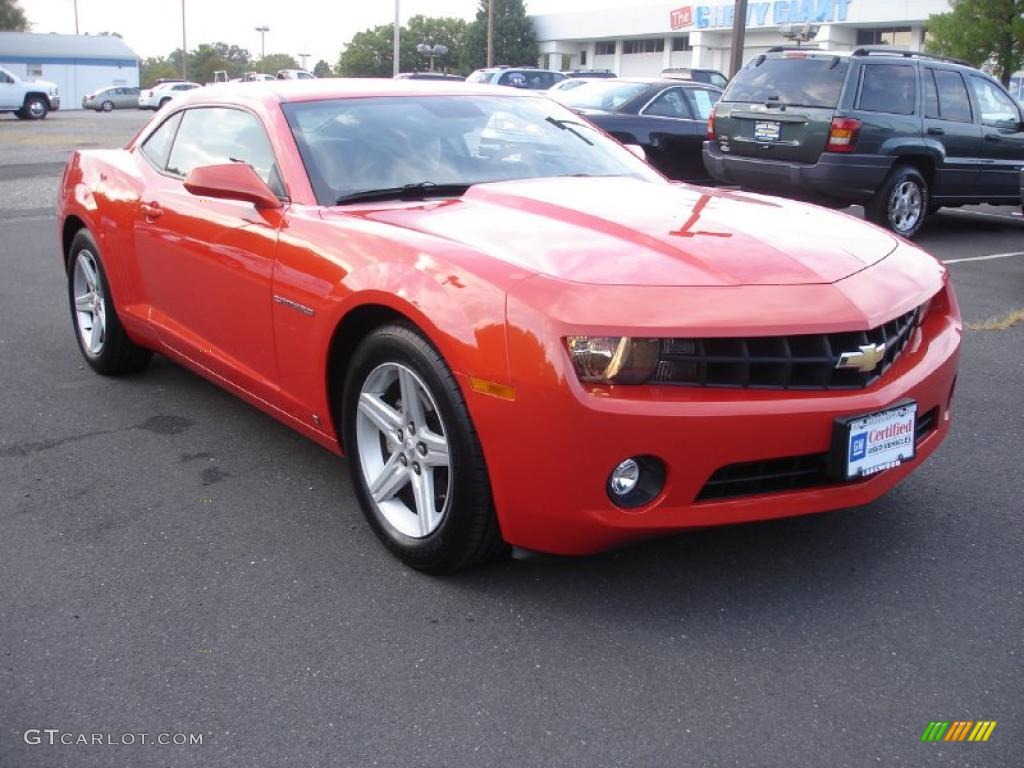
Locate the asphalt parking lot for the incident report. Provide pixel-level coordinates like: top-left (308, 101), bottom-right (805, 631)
top-left (1, 110), bottom-right (1022, 767)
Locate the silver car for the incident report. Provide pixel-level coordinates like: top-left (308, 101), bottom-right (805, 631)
top-left (82, 86), bottom-right (140, 111)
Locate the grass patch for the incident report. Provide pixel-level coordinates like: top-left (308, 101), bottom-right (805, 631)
top-left (967, 308), bottom-right (1024, 331)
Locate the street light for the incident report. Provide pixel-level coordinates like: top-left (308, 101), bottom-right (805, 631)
top-left (298, 53), bottom-right (310, 70)
top-left (415, 41), bottom-right (448, 72)
top-left (255, 25), bottom-right (269, 63)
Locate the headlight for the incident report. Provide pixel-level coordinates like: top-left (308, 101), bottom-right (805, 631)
top-left (565, 336), bottom-right (659, 384)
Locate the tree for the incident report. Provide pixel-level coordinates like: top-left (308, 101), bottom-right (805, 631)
top-left (141, 56), bottom-right (180, 87)
top-left (337, 24), bottom-right (395, 77)
top-left (313, 59), bottom-right (333, 78)
top-left (187, 42), bottom-right (252, 84)
top-left (926, 0), bottom-right (1024, 86)
top-left (0, 0), bottom-right (29, 31)
top-left (255, 53), bottom-right (299, 74)
top-left (402, 15), bottom-right (467, 72)
top-left (461, 0), bottom-right (538, 72)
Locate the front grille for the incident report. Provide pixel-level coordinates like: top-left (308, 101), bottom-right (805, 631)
top-left (696, 406), bottom-right (939, 501)
top-left (651, 306), bottom-right (922, 390)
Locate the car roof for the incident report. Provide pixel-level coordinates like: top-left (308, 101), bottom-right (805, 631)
top-left (169, 78), bottom-right (533, 110)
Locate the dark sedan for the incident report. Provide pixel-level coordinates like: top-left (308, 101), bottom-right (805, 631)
top-left (553, 78), bottom-right (721, 183)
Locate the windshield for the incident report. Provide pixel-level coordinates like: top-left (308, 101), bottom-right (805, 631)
top-left (554, 81), bottom-right (650, 110)
top-left (724, 56), bottom-right (849, 108)
top-left (283, 95), bottom-right (664, 205)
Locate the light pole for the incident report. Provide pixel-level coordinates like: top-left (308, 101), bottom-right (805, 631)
top-left (486, 0), bottom-right (494, 67)
top-left (255, 25), bottom-right (269, 64)
top-left (73, 0), bottom-right (79, 34)
top-left (180, 0), bottom-right (187, 80)
top-left (298, 53), bottom-right (310, 70)
top-left (416, 41), bottom-right (448, 72)
top-left (393, 0), bottom-right (400, 77)
top-left (728, 0), bottom-right (748, 78)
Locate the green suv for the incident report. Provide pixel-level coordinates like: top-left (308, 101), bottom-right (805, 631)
top-left (703, 48), bottom-right (1024, 237)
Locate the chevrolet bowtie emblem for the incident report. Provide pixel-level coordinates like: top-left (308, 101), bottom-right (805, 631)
top-left (836, 342), bottom-right (887, 373)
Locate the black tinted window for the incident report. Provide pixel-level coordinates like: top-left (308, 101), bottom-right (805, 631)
top-left (858, 65), bottom-right (916, 114)
top-left (166, 107), bottom-right (283, 195)
top-left (969, 76), bottom-right (1020, 126)
top-left (923, 69), bottom-right (939, 118)
top-left (725, 56), bottom-right (849, 108)
top-left (644, 88), bottom-right (692, 118)
top-left (934, 70), bottom-right (973, 122)
top-left (140, 112), bottom-right (183, 169)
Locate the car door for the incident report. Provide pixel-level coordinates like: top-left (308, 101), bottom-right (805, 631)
top-left (113, 88), bottom-right (131, 108)
top-left (0, 67), bottom-right (18, 110)
top-left (922, 68), bottom-right (982, 199)
top-left (636, 86), bottom-right (712, 181)
top-left (967, 74), bottom-right (1024, 199)
top-left (133, 106), bottom-right (287, 397)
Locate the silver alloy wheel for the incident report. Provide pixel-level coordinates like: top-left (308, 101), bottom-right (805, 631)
top-left (101, 100), bottom-right (114, 112)
top-left (355, 362), bottom-right (451, 538)
top-left (27, 99), bottom-right (45, 118)
top-left (72, 249), bottom-right (106, 356)
top-left (888, 180), bottom-right (922, 233)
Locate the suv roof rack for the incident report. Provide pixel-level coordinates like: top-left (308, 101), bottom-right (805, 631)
top-left (765, 45), bottom-right (829, 53)
top-left (850, 47), bottom-right (970, 66)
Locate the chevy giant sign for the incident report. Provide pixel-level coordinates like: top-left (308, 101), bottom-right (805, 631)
top-left (671, 0), bottom-right (851, 30)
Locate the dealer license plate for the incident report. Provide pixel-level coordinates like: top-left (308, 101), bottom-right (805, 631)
top-left (753, 121), bottom-right (781, 142)
top-left (838, 402), bottom-right (917, 480)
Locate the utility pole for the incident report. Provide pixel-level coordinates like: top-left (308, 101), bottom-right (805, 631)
top-left (180, 0), bottom-right (187, 80)
top-left (298, 53), bottom-right (310, 69)
top-left (393, 0), bottom-right (400, 77)
top-left (486, 0), bottom-right (494, 67)
top-left (73, 0), bottom-right (79, 35)
top-left (728, 0), bottom-right (748, 78)
top-left (255, 26), bottom-right (269, 64)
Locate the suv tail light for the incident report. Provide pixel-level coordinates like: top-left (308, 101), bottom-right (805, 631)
top-left (827, 117), bottom-right (861, 153)
top-left (707, 106), bottom-right (717, 140)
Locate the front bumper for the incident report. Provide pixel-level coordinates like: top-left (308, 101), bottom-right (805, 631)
top-left (467, 268), bottom-right (960, 556)
top-left (703, 141), bottom-right (892, 204)
top-left (49, 96), bottom-right (60, 111)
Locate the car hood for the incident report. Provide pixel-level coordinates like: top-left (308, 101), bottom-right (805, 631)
top-left (337, 177), bottom-right (899, 287)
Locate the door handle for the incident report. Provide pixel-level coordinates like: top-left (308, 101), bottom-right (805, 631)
top-left (926, 127), bottom-right (945, 135)
top-left (140, 201), bottom-right (163, 219)
top-left (984, 133), bottom-right (1002, 142)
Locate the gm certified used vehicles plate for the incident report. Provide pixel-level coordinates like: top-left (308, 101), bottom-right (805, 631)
top-left (57, 80), bottom-right (962, 571)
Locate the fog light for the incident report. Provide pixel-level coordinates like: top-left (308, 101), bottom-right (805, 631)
top-left (609, 459), bottom-right (640, 496)
top-left (606, 455), bottom-right (666, 509)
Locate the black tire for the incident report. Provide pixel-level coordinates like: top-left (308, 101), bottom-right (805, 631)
top-left (66, 229), bottom-right (152, 375)
top-left (14, 109), bottom-right (29, 119)
top-left (341, 323), bottom-right (505, 572)
top-left (866, 164), bottom-right (928, 238)
top-left (101, 100), bottom-right (114, 112)
top-left (23, 95), bottom-right (48, 120)
top-left (158, 97), bottom-right (171, 109)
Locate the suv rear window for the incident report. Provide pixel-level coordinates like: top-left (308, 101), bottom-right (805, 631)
top-left (724, 56), bottom-right (849, 107)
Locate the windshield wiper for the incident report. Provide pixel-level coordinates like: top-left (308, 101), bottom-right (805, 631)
top-left (335, 182), bottom-right (472, 205)
top-left (545, 116), bottom-right (594, 146)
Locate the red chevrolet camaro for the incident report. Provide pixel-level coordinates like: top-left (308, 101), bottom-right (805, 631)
top-left (57, 80), bottom-right (961, 571)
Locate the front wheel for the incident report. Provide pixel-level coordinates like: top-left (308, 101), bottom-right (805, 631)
top-left (67, 229), bottom-right (152, 375)
top-left (341, 324), bottom-right (505, 572)
top-left (867, 165), bottom-right (928, 238)
top-left (23, 96), bottom-right (48, 120)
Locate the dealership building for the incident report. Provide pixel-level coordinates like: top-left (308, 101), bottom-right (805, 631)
top-left (531, 0), bottom-right (949, 77)
top-left (0, 32), bottom-right (140, 108)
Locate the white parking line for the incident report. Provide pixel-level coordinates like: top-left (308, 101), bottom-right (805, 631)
top-left (943, 251), bottom-right (1024, 265)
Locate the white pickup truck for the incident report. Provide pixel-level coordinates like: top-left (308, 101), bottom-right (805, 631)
top-left (0, 65), bottom-right (60, 119)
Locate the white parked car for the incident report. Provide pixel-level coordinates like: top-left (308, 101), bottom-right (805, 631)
top-left (276, 69), bottom-right (315, 80)
top-left (0, 65), bottom-right (60, 119)
top-left (138, 81), bottom-right (200, 110)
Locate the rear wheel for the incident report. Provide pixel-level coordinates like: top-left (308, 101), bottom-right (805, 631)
top-left (100, 100), bottom-right (114, 112)
top-left (67, 229), bottom-right (152, 375)
top-left (867, 165), bottom-right (928, 238)
top-left (158, 97), bottom-right (171, 109)
top-left (23, 95), bottom-right (48, 120)
top-left (341, 324), bottom-right (505, 572)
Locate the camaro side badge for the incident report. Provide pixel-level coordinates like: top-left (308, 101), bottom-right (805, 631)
top-left (836, 342), bottom-right (886, 373)
top-left (273, 295), bottom-right (315, 317)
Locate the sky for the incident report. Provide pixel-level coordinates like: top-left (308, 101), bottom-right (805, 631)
top-left (16, 0), bottom-right (618, 68)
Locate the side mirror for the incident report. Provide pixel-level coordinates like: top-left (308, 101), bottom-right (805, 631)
top-left (183, 162), bottom-right (282, 210)
top-left (623, 144), bottom-right (647, 160)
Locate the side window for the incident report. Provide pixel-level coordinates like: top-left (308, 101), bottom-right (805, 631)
top-left (858, 64), bottom-right (916, 114)
top-left (644, 88), bottom-right (692, 118)
top-left (933, 70), bottom-right (973, 122)
top-left (166, 107), bottom-right (285, 196)
top-left (0, 69), bottom-right (13, 84)
top-left (687, 87), bottom-right (720, 120)
top-left (140, 112), bottom-right (183, 169)
top-left (498, 71), bottom-right (527, 88)
top-left (969, 76), bottom-right (1020, 127)
top-left (709, 73), bottom-right (728, 89)
top-left (923, 69), bottom-right (939, 118)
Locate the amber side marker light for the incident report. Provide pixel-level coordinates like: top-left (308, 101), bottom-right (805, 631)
top-left (469, 377), bottom-right (516, 401)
